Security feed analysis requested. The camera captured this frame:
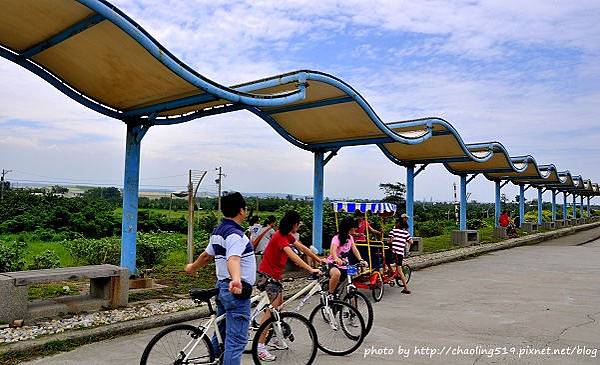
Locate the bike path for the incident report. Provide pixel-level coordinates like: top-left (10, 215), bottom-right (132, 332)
top-left (23, 230), bottom-right (600, 364)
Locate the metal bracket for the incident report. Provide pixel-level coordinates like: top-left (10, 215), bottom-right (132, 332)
top-left (323, 148), bottom-right (340, 166)
top-left (500, 180), bottom-right (510, 188)
top-left (414, 164), bottom-right (428, 177)
top-left (524, 185), bottom-right (532, 192)
top-left (466, 173), bottom-right (479, 185)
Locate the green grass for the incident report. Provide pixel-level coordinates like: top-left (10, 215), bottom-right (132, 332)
top-left (28, 282), bottom-right (80, 300)
top-left (24, 241), bottom-right (75, 268)
top-left (421, 233), bottom-right (458, 253)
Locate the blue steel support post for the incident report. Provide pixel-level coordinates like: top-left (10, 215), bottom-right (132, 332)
top-left (406, 165), bottom-right (415, 236)
top-left (312, 152), bottom-right (325, 253)
top-left (519, 184), bottom-right (525, 224)
top-left (587, 196), bottom-right (591, 217)
top-left (537, 187), bottom-right (543, 225)
top-left (563, 192), bottom-right (568, 221)
top-left (460, 175), bottom-right (467, 230)
top-left (494, 180), bottom-right (501, 227)
top-left (551, 190), bottom-right (557, 222)
top-left (121, 124), bottom-right (146, 275)
top-left (580, 196), bottom-right (585, 218)
top-left (573, 194), bottom-right (577, 219)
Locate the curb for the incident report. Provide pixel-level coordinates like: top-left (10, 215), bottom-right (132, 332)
top-left (2, 221), bottom-right (599, 360)
top-left (408, 221), bottom-right (600, 270)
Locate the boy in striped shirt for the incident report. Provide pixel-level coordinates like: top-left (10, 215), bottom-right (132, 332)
top-left (386, 218), bottom-right (412, 294)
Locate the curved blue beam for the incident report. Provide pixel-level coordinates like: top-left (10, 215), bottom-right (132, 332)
top-left (444, 141), bottom-right (530, 176)
top-left (77, 0), bottom-right (307, 109)
top-left (386, 117), bottom-right (495, 163)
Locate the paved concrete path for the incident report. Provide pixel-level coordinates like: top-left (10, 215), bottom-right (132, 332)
top-left (24, 228), bottom-right (600, 365)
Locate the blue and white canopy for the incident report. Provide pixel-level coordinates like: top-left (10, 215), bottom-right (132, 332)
top-left (333, 201), bottom-right (397, 214)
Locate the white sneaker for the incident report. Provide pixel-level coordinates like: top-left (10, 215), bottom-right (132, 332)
top-left (268, 337), bottom-right (288, 350)
top-left (258, 346), bottom-right (277, 361)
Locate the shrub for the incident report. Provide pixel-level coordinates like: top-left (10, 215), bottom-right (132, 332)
top-left (65, 237), bottom-right (121, 266)
top-left (415, 220), bottom-right (444, 237)
top-left (28, 250), bottom-right (61, 270)
top-left (0, 240), bottom-right (27, 272)
top-left (467, 218), bottom-right (485, 230)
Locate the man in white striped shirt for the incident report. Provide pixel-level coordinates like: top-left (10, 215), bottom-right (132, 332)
top-left (387, 218), bottom-right (412, 294)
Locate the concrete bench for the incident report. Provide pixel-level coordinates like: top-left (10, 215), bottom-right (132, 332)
top-left (542, 222), bottom-right (555, 230)
top-left (452, 230), bottom-right (479, 246)
top-left (522, 222), bottom-right (538, 232)
top-left (0, 265), bottom-right (128, 323)
top-left (408, 237), bottom-right (423, 255)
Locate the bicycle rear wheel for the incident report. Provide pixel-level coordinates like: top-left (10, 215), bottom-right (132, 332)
top-left (343, 290), bottom-right (374, 335)
top-left (140, 324), bottom-right (215, 365)
top-left (309, 300), bottom-right (366, 356)
top-left (252, 311), bottom-right (317, 365)
top-left (371, 271), bottom-right (384, 302)
top-left (394, 264), bottom-right (412, 287)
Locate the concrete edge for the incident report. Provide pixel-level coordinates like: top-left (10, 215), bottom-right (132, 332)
top-left (410, 221), bottom-right (600, 271)
top-left (2, 220), bottom-right (599, 357)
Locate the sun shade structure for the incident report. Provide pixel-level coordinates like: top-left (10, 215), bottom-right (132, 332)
top-left (333, 202), bottom-right (397, 215)
top-left (1, 0), bottom-right (598, 274)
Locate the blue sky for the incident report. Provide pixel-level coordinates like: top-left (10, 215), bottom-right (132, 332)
top-left (1, 0), bottom-right (600, 203)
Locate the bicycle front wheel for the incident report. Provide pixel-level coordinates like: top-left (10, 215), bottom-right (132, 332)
top-left (140, 324), bottom-right (215, 365)
top-left (343, 290), bottom-right (374, 335)
top-left (309, 300), bottom-right (366, 356)
top-left (252, 311), bottom-right (317, 365)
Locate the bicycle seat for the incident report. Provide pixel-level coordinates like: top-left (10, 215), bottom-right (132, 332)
top-left (189, 288), bottom-right (219, 302)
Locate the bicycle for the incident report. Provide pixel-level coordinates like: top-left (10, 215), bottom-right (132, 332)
top-left (340, 263), bottom-right (374, 334)
top-left (250, 267), bottom-right (367, 356)
top-left (140, 287), bottom-right (317, 365)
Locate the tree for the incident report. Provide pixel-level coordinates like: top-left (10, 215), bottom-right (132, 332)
top-left (379, 181), bottom-right (406, 208)
top-left (83, 187), bottom-right (122, 204)
top-left (51, 185), bottom-right (69, 194)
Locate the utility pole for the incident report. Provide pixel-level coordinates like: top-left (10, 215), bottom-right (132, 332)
top-left (1, 169), bottom-right (12, 202)
top-left (215, 167), bottom-right (225, 213)
top-left (453, 182), bottom-right (459, 224)
top-left (187, 170), bottom-right (208, 263)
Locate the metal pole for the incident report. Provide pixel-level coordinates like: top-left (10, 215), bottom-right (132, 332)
top-left (587, 196), bottom-right (591, 217)
top-left (551, 190), bottom-right (556, 222)
top-left (406, 165), bottom-right (415, 236)
top-left (572, 194), bottom-right (577, 219)
top-left (120, 124), bottom-right (143, 275)
top-left (216, 167), bottom-right (223, 213)
top-left (537, 187), bottom-right (543, 225)
top-left (580, 195), bottom-right (585, 218)
top-left (519, 184), bottom-right (525, 224)
top-left (460, 175), bottom-right (467, 230)
top-left (494, 180), bottom-right (501, 228)
top-left (312, 151), bottom-right (324, 253)
top-left (563, 192), bottom-right (568, 222)
top-left (0, 169), bottom-right (12, 202)
top-left (187, 170), bottom-right (194, 264)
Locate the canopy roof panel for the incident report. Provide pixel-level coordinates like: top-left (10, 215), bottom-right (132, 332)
top-left (0, 0), bottom-right (597, 195)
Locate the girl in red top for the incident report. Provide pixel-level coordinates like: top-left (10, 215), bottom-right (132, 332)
top-left (255, 210), bottom-right (323, 361)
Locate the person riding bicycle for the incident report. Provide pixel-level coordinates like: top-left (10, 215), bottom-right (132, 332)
top-left (388, 218), bottom-right (412, 294)
top-left (184, 192), bottom-right (255, 365)
top-left (327, 217), bottom-right (367, 298)
top-left (255, 210), bottom-right (324, 361)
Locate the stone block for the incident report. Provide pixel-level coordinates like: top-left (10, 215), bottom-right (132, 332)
top-left (542, 222), bottom-right (555, 230)
top-left (0, 275), bottom-right (27, 324)
top-left (522, 222), bottom-right (538, 232)
top-left (452, 230), bottom-right (479, 246)
top-left (408, 237), bottom-right (423, 255)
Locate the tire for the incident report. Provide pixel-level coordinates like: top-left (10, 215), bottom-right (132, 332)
top-left (309, 300), bottom-right (366, 356)
top-left (251, 312), bottom-right (317, 365)
top-left (343, 290), bottom-right (374, 335)
top-left (396, 265), bottom-right (412, 287)
top-left (371, 272), bottom-right (384, 302)
top-left (140, 324), bottom-right (214, 365)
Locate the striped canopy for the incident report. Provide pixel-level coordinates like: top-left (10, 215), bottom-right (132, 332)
top-left (333, 202), bottom-right (397, 214)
